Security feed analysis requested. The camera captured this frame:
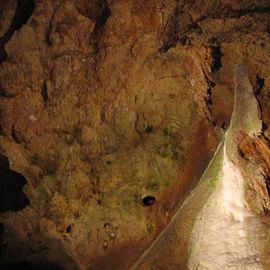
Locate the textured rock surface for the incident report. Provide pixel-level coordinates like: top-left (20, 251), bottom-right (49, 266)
top-left (0, 0), bottom-right (270, 269)
top-left (132, 65), bottom-right (270, 270)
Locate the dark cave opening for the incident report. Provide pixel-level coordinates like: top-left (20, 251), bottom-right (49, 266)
top-left (142, 196), bottom-right (156, 206)
top-left (65, 225), bottom-right (72, 233)
top-left (0, 154), bottom-right (30, 213)
top-left (41, 81), bottom-right (49, 105)
top-left (145, 125), bottom-right (153, 134)
top-left (255, 75), bottom-right (265, 96)
top-left (254, 74), bottom-right (265, 122)
top-left (211, 46), bottom-right (223, 71)
top-left (0, 0), bottom-right (35, 62)
top-left (14, 0), bottom-right (35, 30)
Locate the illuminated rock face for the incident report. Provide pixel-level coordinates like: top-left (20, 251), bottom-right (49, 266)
top-left (188, 66), bottom-right (265, 270)
top-left (1, 1), bottom-right (270, 269)
top-left (131, 65), bottom-right (270, 270)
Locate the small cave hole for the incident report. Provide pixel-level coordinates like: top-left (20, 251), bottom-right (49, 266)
top-left (0, 154), bottom-right (30, 213)
top-left (65, 225), bottom-right (72, 233)
top-left (41, 81), bottom-right (48, 104)
top-left (255, 75), bottom-right (265, 96)
top-left (0, 85), bottom-right (8, 98)
top-left (142, 196), bottom-right (156, 206)
top-left (211, 46), bottom-right (223, 71)
top-left (145, 125), bottom-right (153, 134)
top-left (254, 75), bottom-right (265, 119)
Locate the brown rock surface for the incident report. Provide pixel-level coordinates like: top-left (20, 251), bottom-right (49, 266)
top-left (0, 0), bottom-right (270, 269)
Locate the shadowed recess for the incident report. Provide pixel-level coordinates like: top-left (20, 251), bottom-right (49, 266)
top-left (212, 46), bottom-right (223, 71)
top-left (2, 261), bottom-right (65, 270)
top-left (0, 154), bottom-right (30, 213)
top-left (142, 196), bottom-right (156, 206)
top-left (0, 0), bottom-right (35, 62)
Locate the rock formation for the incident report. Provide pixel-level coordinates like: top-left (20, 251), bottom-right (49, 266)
top-left (0, 0), bottom-right (270, 269)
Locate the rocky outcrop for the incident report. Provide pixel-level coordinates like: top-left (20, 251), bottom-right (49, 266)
top-left (0, 1), bottom-right (270, 269)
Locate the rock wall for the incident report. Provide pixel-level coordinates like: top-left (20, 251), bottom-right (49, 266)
top-left (0, 1), bottom-right (270, 269)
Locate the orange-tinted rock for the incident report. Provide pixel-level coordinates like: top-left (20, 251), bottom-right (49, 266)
top-left (1, 0), bottom-right (270, 269)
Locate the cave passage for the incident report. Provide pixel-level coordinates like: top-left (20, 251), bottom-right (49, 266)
top-left (0, 154), bottom-right (30, 213)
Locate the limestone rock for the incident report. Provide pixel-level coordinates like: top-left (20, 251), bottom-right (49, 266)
top-left (0, 1), bottom-right (270, 270)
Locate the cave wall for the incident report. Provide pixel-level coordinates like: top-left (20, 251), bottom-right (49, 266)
top-left (0, 0), bottom-right (270, 269)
